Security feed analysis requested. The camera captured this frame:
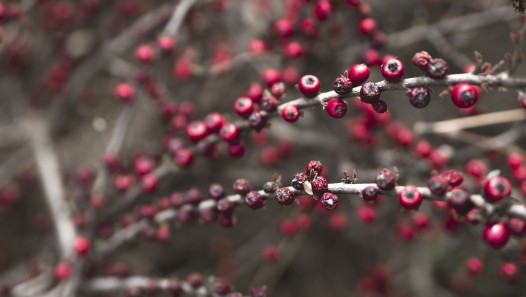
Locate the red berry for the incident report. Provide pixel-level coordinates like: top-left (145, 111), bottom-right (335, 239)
top-left (228, 144), bottom-right (245, 158)
top-left (234, 97), bottom-right (254, 118)
top-left (114, 83), bottom-right (135, 102)
top-left (348, 64), bottom-right (370, 85)
top-left (465, 258), bottom-right (483, 277)
top-left (273, 19), bottom-right (293, 39)
top-left (451, 83), bottom-right (479, 108)
top-left (219, 123), bottom-right (240, 144)
top-left (74, 236), bottom-right (90, 256)
top-left (507, 153), bottom-right (524, 170)
top-left (281, 105), bottom-right (301, 122)
top-left (298, 74), bottom-right (321, 97)
top-left (398, 185), bottom-right (422, 210)
top-left (311, 176), bottom-right (328, 198)
top-left (427, 149), bottom-right (448, 170)
top-left (263, 245), bottom-right (279, 263)
top-left (233, 178), bottom-right (251, 195)
top-left (314, 0), bottom-right (333, 21)
top-left (245, 191), bottom-right (265, 209)
top-left (275, 187), bottom-right (295, 205)
top-left (174, 148), bottom-right (193, 167)
top-left (261, 95), bottom-right (279, 112)
top-left (291, 172), bottom-right (308, 190)
top-left (443, 170), bottom-right (464, 187)
top-left (326, 98), bottom-right (347, 118)
top-left (204, 112), bottom-right (224, 133)
top-left (284, 41), bottom-right (304, 59)
top-left (362, 49), bottom-right (382, 67)
top-left (320, 192), bottom-right (338, 211)
top-left (280, 219), bottom-right (298, 237)
top-left (54, 262), bottom-right (71, 281)
top-left (381, 58), bottom-right (405, 82)
top-left (446, 189), bottom-right (474, 215)
top-left (507, 217), bottom-right (526, 237)
top-left (500, 263), bottom-right (519, 281)
top-left (186, 121), bottom-right (208, 142)
top-left (427, 175), bottom-right (448, 196)
top-left (483, 176), bottom-right (512, 202)
top-left (246, 83), bottom-right (263, 103)
top-left (114, 174), bottom-right (134, 192)
top-left (135, 44), bottom-right (154, 63)
top-left (415, 141), bottom-right (431, 157)
top-left (359, 205), bottom-right (376, 223)
top-left (157, 36), bottom-right (175, 53)
top-left (250, 39), bottom-right (267, 54)
top-left (413, 213), bottom-right (430, 230)
top-left (358, 18), bottom-right (377, 36)
top-left (248, 112), bottom-right (267, 132)
top-left (187, 273), bottom-right (204, 289)
top-left (482, 222), bottom-right (510, 249)
top-left (300, 18), bottom-right (319, 38)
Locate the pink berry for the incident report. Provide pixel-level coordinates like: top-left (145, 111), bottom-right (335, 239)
top-left (74, 236), bottom-right (91, 256)
top-left (204, 112), bottom-right (224, 133)
top-left (482, 222), bottom-right (510, 249)
top-left (381, 58), bottom-right (405, 82)
top-left (141, 173), bottom-right (158, 193)
top-left (465, 258), bottom-right (483, 277)
top-left (298, 74), bottom-right (321, 97)
top-left (186, 121), bottom-right (208, 142)
top-left (263, 245), bottom-right (279, 263)
top-left (465, 159), bottom-right (487, 179)
top-left (507, 153), bottom-right (523, 170)
top-left (284, 41), bottom-right (304, 59)
top-left (114, 83), bottom-right (135, 102)
top-left (157, 36), bottom-right (175, 53)
top-left (262, 69), bottom-right (282, 87)
top-left (135, 44), bottom-right (154, 63)
top-left (174, 148), bottom-right (193, 167)
top-left (281, 105), bottom-right (301, 122)
top-left (358, 18), bottom-right (377, 36)
top-left (228, 144), bottom-right (245, 158)
top-left (359, 205), bottom-right (376, 223)
top-left (273, 19), bottom-right (293, 39)
top-left (234, 97), bottom-right (254, 118)
top-left (314, 1), bottom-right (333, 21)
top-left (347, 64), bottom-right (370, 85)
top-left (451, 83), bottom-right (479, 108)
top-left (54, 262), bottom-right (71, 281)
top-left (500, 263), bottom-right (519, 281)
top-left (483, 176), bottom-right (511, 202)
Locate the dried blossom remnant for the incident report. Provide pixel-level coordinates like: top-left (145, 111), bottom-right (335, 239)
top-left (513, 0), bottom-right (525, 13)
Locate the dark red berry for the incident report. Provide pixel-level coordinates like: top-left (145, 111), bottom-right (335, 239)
top-left (209, 183), bottom-right (225, 200)
top-left (326, 98), bottom-right (347, 118)
top-left (245, 191), bottom-right (265, 209)
top-left (320, 192), bottom-right (338, 210)
top-left (381, 58), bottom-right (405, 82)
top-left (398, 186), bottom-right (422, 210)
top-left (246, 83), bottom-right (263, 103)
top-left (306, 160), bottom-right (323, 176)
top-left (451, 83), bottom-right (479, 108)
top-left (443, 170), bottom-right (464, 187)
top-left (372, 99), bottom-right (388, 113)
top-left (348, 64), bottom-right (370, 86)
top-left (333, 76), bottom-right (353, 94)
top-left (427, 175), bottom-right (449, 196)
top-left (187, 273), bottom-right (204, 289)
top-left (260, 95), bottom-right (279, 112)
top-left (507, 217), bottom-right (526, 236)
top-left (291, 173), bottom-right (308, 190)
top-left (228, 144), bottom-right (245, 158)
top-left (275, 188), bottom-right (295, 205)
top-left (263, 181), bottom-right (278, 193)
top-left (298, 74), bottom-right (321, 97)
top-left (219, 123), bottom-right (240, 144)
top-left (248, 112), bottom-right (267, 132)
top-left (483, 176), bottom-right (512, 202)
top-left (361, 186), bottom-right (378, 203)
top-left (281, 105), bottom-right (301, 122)
top-left (482, 222), bottom-right (510, 249)
top-left (233, 178), bottom-right (251, 195)
top-left (217, 198), bottom-right (235, 214)
top-left (376, 169), bottom-right (396, 190)
top-left (446, 189), bottom-right (474, 215)
top-left (426, 58), bottom-right (449, 79)
top-left (311, 176), bottom-right (328, 198)
top-left (360, 82), bottom-right (381, 103)
top-left (412, 51), bottom-right (432, 71)
top-left (407, 87), bottom-right (431, 108)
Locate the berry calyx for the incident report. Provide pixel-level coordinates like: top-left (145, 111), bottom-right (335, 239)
top-left (281, 105), bottom-right (301, 122)
top-left (347, 64), bottom-right (370, 86)
top-left (482, 222), bottom-right (510, 249)
top-left (381, 58), bottom-right (405, 82)
top-left (298, 74), bottom-right (321, 97)
top-left (326, 98), bottom-right (347, 118)
top-left (398, 185), bottom-right (422, 210)
top-left (451, 83), bottom-right (479, 108)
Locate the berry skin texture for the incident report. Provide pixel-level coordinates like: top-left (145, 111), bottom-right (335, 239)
top-left (74, 236), bottom-right (91, 256)
top-left (245, 191), bottom-right (265, 209)
top-left (376, 169), bottom-right (396, 191)
top-left (358, 18), bottom-right (377, 36)
top-left (348, 64), bottom-right (370, 86)
top-left (234, 97), bottom-right (254, 118)
top-left (361, 186), bottom-right (378, 203)
top-left (333, 76), bottom-right (353, 94)
top-left (381, 58), bottom-right (405, 82)
top-left (275, 187), bottom-right (295, 205)
top-left (466, 258), bottom-right (483, 277)
top-left (360, 82), bottom-right (381, 103)
top-left (219, 123), bottom-right (240, 144)
top-left (501, 263), bottom-right (519, 282)
top-left (412, 51), bottom-right (432, 71)
top-left (311, 176), bottom-right (328, 198)
top-left (443, 170), bottom-right (464, 187)
top-left (228, 144), bottom-right (245, 158)
top-left (398, 186), bottom-right (422, 210)
top-left (326, 98), bottom-right (347, 118)
top-left (233, 178), bottom-right (251, 195)
top-left (372, 99), bottom-right (388, 113)
top-left (446, 189), bottom-right (474, 215)
top-left (483, 176), bottom-right (512, 202)
top-left (407, 87), bottom-right (431, 108)
top-left (281, 105), bottom-right (301, 122)
top-left (291, 172), bottom-right (308, 190)
top-left (208, 183), bottom-right (225, 200)
top-left (426, 58), bottom-right (449, 79)
top-left (306, 160), bottom-right (323, 175)
top-left (482, 222), bottom-right (510, 249)
top-left (298, 74), bottom-right (321, 97)
top-left (114, 83), bottom-right (135, 102)
top-left (320, 192), bottom-right (339, 211)
top-left (451, 83), bottom-right (479, 108)
top-left (427, 175), bottom-right (449, 196)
